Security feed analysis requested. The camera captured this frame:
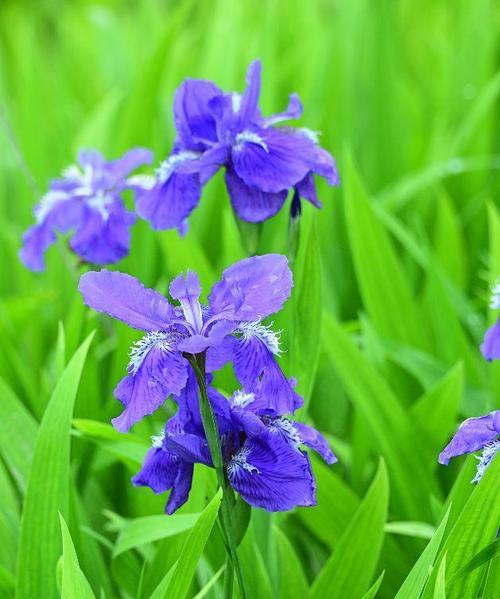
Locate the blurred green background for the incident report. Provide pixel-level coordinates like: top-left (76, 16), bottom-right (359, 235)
top-left (0, 1), bottom-right (499, 598)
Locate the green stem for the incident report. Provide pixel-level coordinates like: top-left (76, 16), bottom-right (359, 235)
top-left (188, 354), bottom-right (247, 599)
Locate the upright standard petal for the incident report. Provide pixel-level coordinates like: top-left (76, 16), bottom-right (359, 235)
top-left (231, 126), bottom-right (318, 193)
top-left (480, 320), bottom-right (500, 361)
top-left (112, 335), bottom-right (189, 432)
top-left (169, 271), bottom-right (203, 332)
top-left (78, 270), bottom-right (175, 330)
top-left (208, 254), bottom-right (293, 321)
top-left (227, 433), bottom-right (316, 511)
top-left (438, 411), bottom-right (500, 465)
top-left (225, 167), bottom-right (288, 223)
top-left (174, 79), bottom-right (224, 148)
top-left (237, 59), bottom-right (262, 130)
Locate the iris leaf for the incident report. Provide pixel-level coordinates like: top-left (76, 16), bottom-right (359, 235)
top-left (59, 513), bottom-right (96, 599)
top-left (310, 459), bottom-right (389, 599)
top-left (150, 489), bottom-right (222, 599)
top-left (15, 333), bottom-right (94, 599)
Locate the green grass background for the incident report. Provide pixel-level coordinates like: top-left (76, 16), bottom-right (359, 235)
top-left (0, 0), bottom-right (499, 597)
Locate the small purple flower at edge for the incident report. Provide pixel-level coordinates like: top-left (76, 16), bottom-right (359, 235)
top-left (20, 148), bottom-right (153, 271)
top-left (439, 411), bottom-right (500, 483)
top-left (134, 59), bottom-right (339, 231)
top-left (480, 279), bottom-right (500, 361)
top-left (78, 253), bottom-right (336, 513)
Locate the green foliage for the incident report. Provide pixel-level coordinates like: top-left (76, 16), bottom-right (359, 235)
top-left (0, 0), bottom-right (499, 597)
top-left (310, 460), bottom-right (389, 599)
top-left (16, 334), bottom-right (94, 598)
top-left (59, 514), bottom-right (96, 599)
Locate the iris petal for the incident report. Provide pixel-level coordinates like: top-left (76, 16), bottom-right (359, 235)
top-left (79, 270), bottom-right (176, 330)
top-left (225, 167), bottom-right (287, 223)
top-left (227, 432), bottom-right (316, 511)
top-left (439, 411), bottom-right (500, 465)
top-left (208, 254), bottom-right (293, 321)
top-left (231, 126), bottom-right (317, 193)
top-left (112, 345), bottom-right (188, 432)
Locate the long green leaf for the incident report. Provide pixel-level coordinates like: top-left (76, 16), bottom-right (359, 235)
top-left (291, 218), bottom-right (322, 407)
top-left (16, 333), bottom-right (94, 599)
top-left (394, 507), bottom-right (450, 599)
top-left (113, 513), bottom-right (200, 556)
top-left (275, 526), bottom-right (309, 599)
top-left (150, 489), bottom-right (222, 599)
top-left (323, 313), bottom-right (437, 518)
top-left (311, 460), bottom-right (389, 599)
top-left (0, 376), bottom-right (38, 492)
top-left (59, 514), bottom-right (96, 599)
top-left (430, 457), bottom-right (500, 599)
top-left (344, 152), bottom-right (426, 350)
top-left (361, 571), bottom-right (385, 599)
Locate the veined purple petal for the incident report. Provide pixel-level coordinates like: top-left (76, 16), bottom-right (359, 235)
top-left (480, 320), bottom-right (500, 361)
top-left (230, 406), bottom-right (269, 438)
top-left (208, 254), bottom-right (293, 321)
top-left (163, 433), bottom-right (212, 465)
top-left (232, 332), bottom-right (303, 415)
top-left (225, 167), bottom-right (288, 223)
top-left (231, 126), bottom-right (317, 193)
top-left (237, 59), bottom-right (262, 130)
top-left (136, 166), bottom-right (202, 231)
top-left (78, 270), bottom-right (176, 331)
top-left (227, 433), bottom-right (316, 511)
top-left (206, 335), bottom-right (236, 372)
top-left (174, 79), bottom-right (223, 148)
top-left (132, 447), bottom-right (179, 494)
top-left (112, 339), bottom-right (189, 432)
top-left (166, 461), bottom-right (194, 514)
top-left (294, 422), bottom-right (337, 464)
top-left (438, 411), bottom-right (500, 465)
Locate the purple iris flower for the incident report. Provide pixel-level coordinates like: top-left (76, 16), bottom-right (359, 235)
top-left (20, 148), bottom-right (153, 271)
top-left (133, 374), bottom-right (336, 514)
top-left (480, 281), bottom-right (500, 361)
top-left (134, 59), bottom-right (338, 230)
top-left (439, 411), bottom-right (500, 483)
top-left (78, 253), bottom-right (300, 432)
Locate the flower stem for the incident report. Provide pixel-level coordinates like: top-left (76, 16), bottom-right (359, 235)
top-left (188, 353), bottom-right (247, 599)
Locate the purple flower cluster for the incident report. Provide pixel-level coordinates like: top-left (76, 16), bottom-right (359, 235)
top-left (20, 149), bottom-right (152, 271)
top-left (78, 254), bottom-right (336, 513)
top-left (134, 59), bottom-right (338, 231)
